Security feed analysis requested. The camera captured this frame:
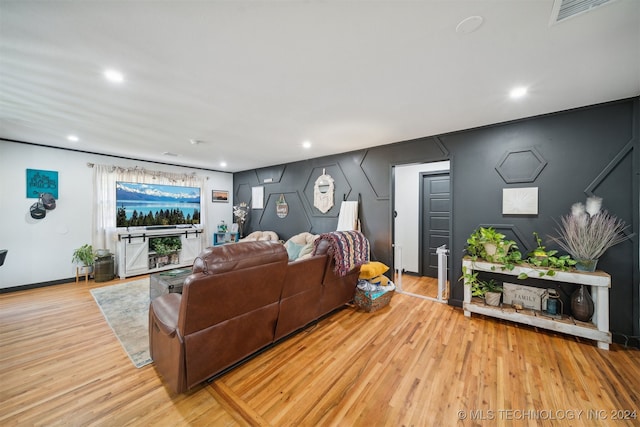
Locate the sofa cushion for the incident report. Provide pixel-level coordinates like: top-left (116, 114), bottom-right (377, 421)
top-left (285, 232), bottom-right (319, 261)
top-left (285, 241), bottom-right (304, 261)
top-left (297, 242), bottom-right (315, 259)
top-left (239, 231), bottom-right (279, 242)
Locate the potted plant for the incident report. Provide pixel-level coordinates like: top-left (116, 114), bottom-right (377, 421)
top-left (549, 197), bottom-right (632, 272)
top-left (149, 236), bottom-right (182, 267)
top-left (523, 232), bottom-right (576, 278)
top-left (465, 227), bottom-right (522, 270)
top-left (481, 279), bottom-right (503, 307)
top-left (72, 244), bottom-right (95, 273)
top-left (460, 267), bottom-right (503, 306)
top-left (149, 236), bottom-right (182, 255)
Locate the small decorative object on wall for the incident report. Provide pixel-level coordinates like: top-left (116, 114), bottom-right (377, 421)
top-left (29, 192), bottom-right (56, 220)
top-left (252, 186), bottom-right (264, 209)
top-left (29, 196), bottom-right (47, 219)
top-left (26, 168), bottom-right (58, 198)
top-left (276, 194), bottom-right (288, 218)
top-left (212, 190), bottom-right (229, 202)
top-left (502, 187), bottom-right (538, 215)
top-left (40, 192), bottom-right (56, 210)
top-left (495, 147), bottom-right (547, 184)
top-left (314, 169), bottom-right (334, 213)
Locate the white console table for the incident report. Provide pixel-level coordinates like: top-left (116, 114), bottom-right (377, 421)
top-left (462, 258), bottom-right (611, 350)
top-left (116, 228), bottom-right (204, 279)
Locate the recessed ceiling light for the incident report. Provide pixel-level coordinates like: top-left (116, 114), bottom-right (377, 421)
top-left (104, 69), bottom-right (124, 83)
top-left (509, 86), bottom-right (528, 99)
top-left (220, 161), bottom-right (227, 168)
top-left (67, 135), bottom-right (79, 142)
top-left (189, 139), bottom-right (204, 145)
top-left (456, 16), bottom-right (484, 34)
top-left (302, 140), bottom-right (312, 149)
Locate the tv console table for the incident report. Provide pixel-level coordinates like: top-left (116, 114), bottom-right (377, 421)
top-left (462, 258), bottom-right (611, 350)
top-left (116, 228), bottom-right (204, 279)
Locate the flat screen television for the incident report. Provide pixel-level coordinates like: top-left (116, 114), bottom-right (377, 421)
top-left (116, 181), bottom-right (201, 227)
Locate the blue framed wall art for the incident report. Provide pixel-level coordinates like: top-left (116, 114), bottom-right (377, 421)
top-left (26, 169), bottom-right (58, 199)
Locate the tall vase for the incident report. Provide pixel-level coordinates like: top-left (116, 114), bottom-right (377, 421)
top-left (571, 285), bottom-right (594, 322)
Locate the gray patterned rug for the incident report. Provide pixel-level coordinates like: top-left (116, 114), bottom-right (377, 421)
top-left (90, 278), bottom-right (152, 368)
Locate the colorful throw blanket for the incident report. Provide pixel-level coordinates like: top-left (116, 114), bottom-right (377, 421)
top-left (313, 230), bottom-right (370, 277)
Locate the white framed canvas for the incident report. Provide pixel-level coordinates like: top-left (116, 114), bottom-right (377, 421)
top-left (502, 187), bottom-right (538, 215)
top-left (252, 186), bottom-right (264, 209)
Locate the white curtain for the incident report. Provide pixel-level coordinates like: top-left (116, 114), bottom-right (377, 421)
top-left (91, 164), bottom-right (208, 255)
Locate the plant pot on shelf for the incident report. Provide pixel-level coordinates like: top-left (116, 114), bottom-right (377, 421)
top-left (157, 255), bottom-right (169, 267)
top-left (485, 291), bottom-right (502, 307)
top-left (77, 263), bottom-right (94, 275)
top-left (169, 252), bottom-right (179, 264)
top-left (575, 259), bottom-right (598, 272)
top-left (483, 242), bottom-right (512, 258)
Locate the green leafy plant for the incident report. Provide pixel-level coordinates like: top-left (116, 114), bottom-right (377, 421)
top-left (149, 236), bottom-right (182, 255)
top-left (464, 227), bottom-right (522, 270)
top-left (522, 232), bottom-right (576, 278)
top-left (72, 244), bottom-right (95, 266)
top-left (459, 267), bottom-right (502, 298)
top-left (476, 278), bottom-right (503, 297)
top-left (460, 265), bottom-right (479, 288)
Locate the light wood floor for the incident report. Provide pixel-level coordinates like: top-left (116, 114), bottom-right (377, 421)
top-left (395, 272), bottom-right (447, 300)
top-left (1, 275), bottom-right (639, 426)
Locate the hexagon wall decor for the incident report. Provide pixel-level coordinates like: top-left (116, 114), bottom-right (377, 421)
top-left (495, 147), bottom-right (547, 184)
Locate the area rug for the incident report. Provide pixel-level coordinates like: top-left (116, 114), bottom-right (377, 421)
top-left (90, 278), bottom-right (152, 368)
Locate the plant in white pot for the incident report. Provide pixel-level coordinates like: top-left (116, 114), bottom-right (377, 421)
top-left (464, 227), bottom-right (522, 270)
top-left (479, 279), bottom-right (503, 307)
top-left (459, 267), bottom-right (503, 307)
top-left (72, 244), bottom-right (95, 273)
top-left (549, 196), bottom-right (632, 272)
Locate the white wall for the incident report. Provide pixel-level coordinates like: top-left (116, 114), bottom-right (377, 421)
top-left (394, 160), bottom-right (449, 274)
top-left (0, 141), bottom-right (233, 289)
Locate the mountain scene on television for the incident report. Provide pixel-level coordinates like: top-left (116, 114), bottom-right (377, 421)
top-left (116, 181), bottom-right (201, 227)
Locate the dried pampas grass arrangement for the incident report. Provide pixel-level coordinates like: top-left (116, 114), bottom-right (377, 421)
top-left (550, 196), bottom-right (632, 261)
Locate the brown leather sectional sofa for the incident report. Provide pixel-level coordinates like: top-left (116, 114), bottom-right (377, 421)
top-left (149, 239), bottom-right (361, 394)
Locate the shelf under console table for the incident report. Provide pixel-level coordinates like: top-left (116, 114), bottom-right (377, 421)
top-left (462, 258), bottom-right (612, 350)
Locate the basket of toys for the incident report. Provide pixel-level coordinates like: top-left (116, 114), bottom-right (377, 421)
top-left (354, 286), bottom-right (395, 313)
top-left (355, 261), bottom-right (395, 312)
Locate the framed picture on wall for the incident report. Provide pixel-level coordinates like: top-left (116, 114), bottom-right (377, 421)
top-left (502, 187), bottom-right (538, 215)
top-left (26, 168), bottom-right (58, 199)
top-left (212, 190), bottom-right (229, 203)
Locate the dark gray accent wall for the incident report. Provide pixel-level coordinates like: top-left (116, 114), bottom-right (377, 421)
top-left (234, 97), bottom-right (639, 345)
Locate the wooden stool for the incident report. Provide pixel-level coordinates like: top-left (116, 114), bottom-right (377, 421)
top-left (76, 266), bottom-right (89, 284)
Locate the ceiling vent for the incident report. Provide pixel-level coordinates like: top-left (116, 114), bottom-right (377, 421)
top-left (550, 0), bottom-right (618, 25)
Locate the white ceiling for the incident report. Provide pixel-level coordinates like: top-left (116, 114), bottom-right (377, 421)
top-left (1, 0), bottom-right (639, 172)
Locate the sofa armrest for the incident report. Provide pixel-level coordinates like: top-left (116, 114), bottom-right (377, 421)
top-left (150, 293), bottom-right (182, 337)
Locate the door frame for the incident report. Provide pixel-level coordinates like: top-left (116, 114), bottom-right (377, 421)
top-left (390, 160), bottom-right (452, 302)
top-left (418, 171), bottom-right (451, 278)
